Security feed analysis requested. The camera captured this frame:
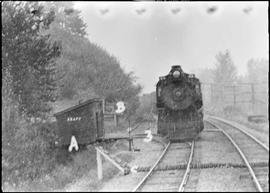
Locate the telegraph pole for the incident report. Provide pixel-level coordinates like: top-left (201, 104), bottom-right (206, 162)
top-left (251, 83), bottom-right (255, 113)
top-left (210, 83), bottom-right (213, 103)
top-left (233, 85), bottom-right (236, 106)
top-left (128, 119), bottom-right (131, 151)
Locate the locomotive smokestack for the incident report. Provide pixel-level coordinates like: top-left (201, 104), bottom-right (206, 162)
top-left (172, 65), bottom-right (181, 69)
top-left (171, 65), bottom-right (182, 71)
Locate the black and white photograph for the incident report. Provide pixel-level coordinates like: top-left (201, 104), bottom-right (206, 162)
top-left (2, 1), bottom-right (269, 192)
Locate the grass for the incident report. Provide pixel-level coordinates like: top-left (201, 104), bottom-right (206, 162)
top-left (3, 147), bottom-right (95, 191)
top-left (2, 140), bottom-right (133, 192)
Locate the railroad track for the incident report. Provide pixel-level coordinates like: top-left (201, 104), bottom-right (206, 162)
top-left (205, 117), bottom-right (269, 192)
top-left (132, 141), bottom-right (195, 192)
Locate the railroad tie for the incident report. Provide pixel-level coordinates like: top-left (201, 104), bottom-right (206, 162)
top-left (134, 161), bottom-right (269, 172)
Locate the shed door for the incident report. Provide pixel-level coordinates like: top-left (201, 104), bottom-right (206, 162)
top-left (95, 111), bottom-right (103, 138)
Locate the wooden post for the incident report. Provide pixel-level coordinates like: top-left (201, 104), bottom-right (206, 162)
top-left (96, 150), bottom-right (103, 180)
top-left (221, 84), bottom-right (224, 107)
top-left (221, 85), bottom-right (224, 101)
top-left (114, 113), bottom-right (117, 127)
top-left (233, 85), bottom-right (236, 105)
top-left (210, 84), bottom-right (214, 103)
top-left (102, 98), bottom-right (105, 113)
top-left (201, 83), bottom-right (204, 103)
top-left (128, 120), bottom-right (131, 151)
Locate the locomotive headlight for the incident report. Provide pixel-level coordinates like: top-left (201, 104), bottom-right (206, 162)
top-left (173, 70), bottom-right (180, 78)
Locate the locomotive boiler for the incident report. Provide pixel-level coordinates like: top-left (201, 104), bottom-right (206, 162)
top-left (156, 65), bottom-right (204, 142)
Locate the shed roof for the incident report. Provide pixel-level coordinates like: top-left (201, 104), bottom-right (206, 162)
top-left (54, 98), bottom-right (104, 116)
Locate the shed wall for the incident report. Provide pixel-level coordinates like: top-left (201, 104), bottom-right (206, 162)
top-left (56, 101), bottom-right (104, 145)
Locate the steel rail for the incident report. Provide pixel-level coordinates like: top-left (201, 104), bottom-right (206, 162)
top-left (206, 119), bottom-right (264, 192)
top-left (203, 128), bottom-right (221, 132)
top-left (132, 141), bottom-right (171, 192)
top-left (209, 116), bottom-right (269, 151)
top-left (178, 140), bottom-right (195, 192)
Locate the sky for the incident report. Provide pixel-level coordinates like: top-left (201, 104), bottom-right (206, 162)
top-left (73, 1), bottom-right (268, 93)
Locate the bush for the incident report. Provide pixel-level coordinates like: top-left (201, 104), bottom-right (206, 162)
top-left (134, 92), bottom-right (157, 122)
top-left (2, 118), bottom-right (59, 187)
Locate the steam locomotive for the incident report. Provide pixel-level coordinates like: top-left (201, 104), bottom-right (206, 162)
top-left (156, 65), bottom-right (204, 142)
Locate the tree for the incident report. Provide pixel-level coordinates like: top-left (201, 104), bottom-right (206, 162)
top-left (41, 1), bottom-right (87, 38)
top-left (135, 92), bottom-right (156, 121)
top-left (40, 2), bottom-right (92, 99)
top-left (2, 2), bottom-right (62, 186)
top-left (40, 2), bottom-right (142, 111)
top-left (211, 50), bottom-right (237, 105)
top-left (2, 1), bottom-right (61, 119)
top-left (213, 49), bottom-right (237, 85)
top-left (246, 58), bottom-right (268, 115)
top-left (246, 58), bottom-right (268, 83)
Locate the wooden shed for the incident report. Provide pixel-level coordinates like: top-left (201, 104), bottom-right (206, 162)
top-left (54, 98), bottom-right (104, 146)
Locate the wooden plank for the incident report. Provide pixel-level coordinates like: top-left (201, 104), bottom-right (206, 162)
top-left (95, 147), bottom-right (125, 174)
top-left (114, 114), bottom-right (117, 127)
top-left (97, 150), bottom-right (103, 180)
